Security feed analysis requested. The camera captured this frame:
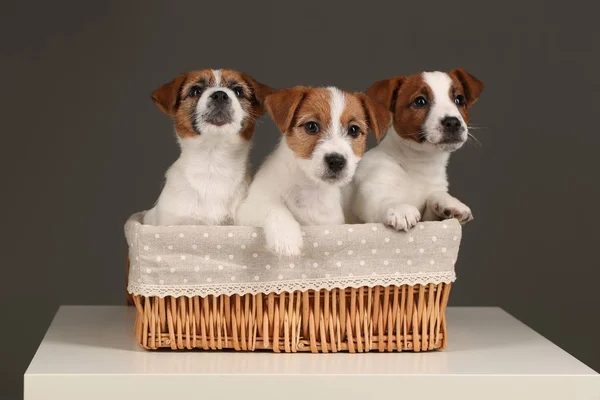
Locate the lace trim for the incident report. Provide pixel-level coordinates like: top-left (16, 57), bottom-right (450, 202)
top-left (128, 271), bottom-right (456, 298)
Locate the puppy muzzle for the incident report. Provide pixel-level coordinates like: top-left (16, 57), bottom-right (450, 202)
top-left (321, 153), bottom-right (349, 184)
top-left (439, 116), bottom-right (466, 144)
top-left (204, 91), bottom-right (234, 126)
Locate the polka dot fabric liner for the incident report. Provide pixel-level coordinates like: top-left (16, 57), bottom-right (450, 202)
top-left (126, 212), bottom-right (461, 298)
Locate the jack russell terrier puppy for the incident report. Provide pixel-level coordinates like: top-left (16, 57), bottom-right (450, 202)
top-left (237, 86), bottom-right (391, 257)
top-left (144, 69), bottom-right (273, 226)
top-left (350, 68), bottom-right (484, 231)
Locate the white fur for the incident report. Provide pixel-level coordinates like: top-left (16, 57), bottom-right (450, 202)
top-left (144, 69), bottom-right (252, 226)
top-left (237, 87), bottom-right (359, 257)
top-left (212, 69), bottom-right (221, 85)
top-left (349, 72), bottom-right (473, 230)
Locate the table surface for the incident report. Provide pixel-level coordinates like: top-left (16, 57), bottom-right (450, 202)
top-left (24, 306), bottom-right (600, 400)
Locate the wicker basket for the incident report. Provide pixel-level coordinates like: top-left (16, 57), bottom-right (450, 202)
top-left (126, 212), bottom-right (459, 353)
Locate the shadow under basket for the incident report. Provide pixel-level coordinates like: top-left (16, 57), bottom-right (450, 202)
top-left (125, 212), bottom-right (460, 353)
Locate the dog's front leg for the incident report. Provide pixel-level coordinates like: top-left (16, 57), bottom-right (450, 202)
top-left (353, 183), bottom-right (421, 231)
top-left (263, 205), bottom-right (304, 258)
top-left (425, 191), bottom-right (473, 224)
top-left (380, 199), bottom-right (422, 231)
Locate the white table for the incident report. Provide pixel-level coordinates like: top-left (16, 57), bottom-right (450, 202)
top-left (25, 306), bottom-right (599, 400)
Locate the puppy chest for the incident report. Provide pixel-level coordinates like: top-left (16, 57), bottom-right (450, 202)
top-left (382, 162), bottom-right (447, 197)
top-left (178, 170), bottom-right (245, 217)
top-left (403, 181), bottom-right (433, 206)
top-left (285, 185), bottom-right (343, 225)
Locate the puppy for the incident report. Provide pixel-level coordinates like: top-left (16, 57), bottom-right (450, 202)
top-left (237, 86), bottom-right (391, 257)
top-left (350, 69), bottom-right (484, 230)
top-left (144, 69), bottom-right (273, 226)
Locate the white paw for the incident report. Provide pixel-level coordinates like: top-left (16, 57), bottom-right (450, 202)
top-left (265, 227), bottom-right (304, 258)
top-left (434, 201), bottom-right (473, 224)
top-left (385, 205), bottom-right (421, 231)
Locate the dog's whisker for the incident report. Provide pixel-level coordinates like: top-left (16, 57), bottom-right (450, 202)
top-left (467, 133), bottom-right (482, 147)
top-left (407, 130), bottom-right (427, 140)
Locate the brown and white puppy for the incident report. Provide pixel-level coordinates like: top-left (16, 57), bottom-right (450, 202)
top-left (350, 69), bottom-right (484, 230)
top-left (144, 69), bottom-right (273, 226)
top-left (236, 86), bottom-right (391, 257)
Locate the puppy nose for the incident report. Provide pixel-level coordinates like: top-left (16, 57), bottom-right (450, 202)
top-left (441, 116), bottom-right (462, 133)
top-left (325, 153), bottom-right (347, 173)
top-left (210, 90), bottom-right (229, 103)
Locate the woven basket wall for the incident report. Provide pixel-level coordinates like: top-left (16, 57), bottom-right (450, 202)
top-left (131, 283), bottom-right (451, 353)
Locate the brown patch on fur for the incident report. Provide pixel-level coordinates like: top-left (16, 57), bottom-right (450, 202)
top-left (223, 70), bottom-right (275, 115)
top-left (448, 68), bottom-right (484, 124)
top-left (286, 129), bottom-right (320, 159)
top-left (239, 120), bottom-right (257, 141)
top-left (266, 87), bottom-right (332, 159)
top-left (448, 76), bottom-right (470, 125)
top-left (356, 93), bottom-right (392, 142)
top-left (394, 75), bottom-right (434, 142)
top-left (365, 76), bottom-right (406, 113)
top-left (449, 68), bottom-right (484, 107)
top-left (287, 88), bottom-right (331, 159)
top-left (341, 93), bottom-right (369, 156)
top-left (220, 70), bottom-right (274, 140)
top-left (152, 74), bottom-right (189, 115)
top-left (151, 69), bottom-right (273, 140)
top-left (172, 70), bottom-right (213, 139)
top-left (265, 87), bottom-right (308, 133)
top-left (340, 93), bottom-right (391, 157)
top-left (368, 74), bottom-right (431, 142)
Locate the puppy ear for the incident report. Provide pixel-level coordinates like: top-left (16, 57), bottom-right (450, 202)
top-left (449, 68), bottom-right (484, 106)
top-left (365, 76), bottom-right (405, 112)
top-left (265, 87), bottom-right (306, 133)
top-left (359, 93), bottom-right (392, 142)
top-left (151, 74), bottom-right (188, 116)
top-left (242, 74), bottom-right (275, 116)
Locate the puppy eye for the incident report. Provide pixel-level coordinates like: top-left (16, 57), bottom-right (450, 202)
top-left (233, 86), bottom-right (244, 98)
top-left (455, 94), bottom-right (466, 106)
top-left (348, 125), bottom-right (361, 138)
top-left (413, 96), bottom-right (428, 108)
top-left (189, 86), bottom-right (203, 97)
top-left (304, 121), bottom-right (320, 135)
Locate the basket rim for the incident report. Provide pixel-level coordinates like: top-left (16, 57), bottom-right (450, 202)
top-left (126, 211), bottom-right (461, 298)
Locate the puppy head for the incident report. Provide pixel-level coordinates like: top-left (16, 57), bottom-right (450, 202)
top-left (266, 86), bottom-right (391, 186)
top-left (366, 68), bottom-right (483, 152)
top-left (151, 69), bottom-right (274, 141)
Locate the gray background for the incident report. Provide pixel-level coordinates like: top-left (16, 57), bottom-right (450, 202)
top-left (1, 0), bottom-right (599, 398)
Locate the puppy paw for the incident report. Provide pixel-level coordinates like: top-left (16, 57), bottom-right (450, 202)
top-left (434, 202), bottom-right (473, 224)
top-left (265, 227), bottom-right (304, 258)
top-left (385, 205), bottom-right (421, 231)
